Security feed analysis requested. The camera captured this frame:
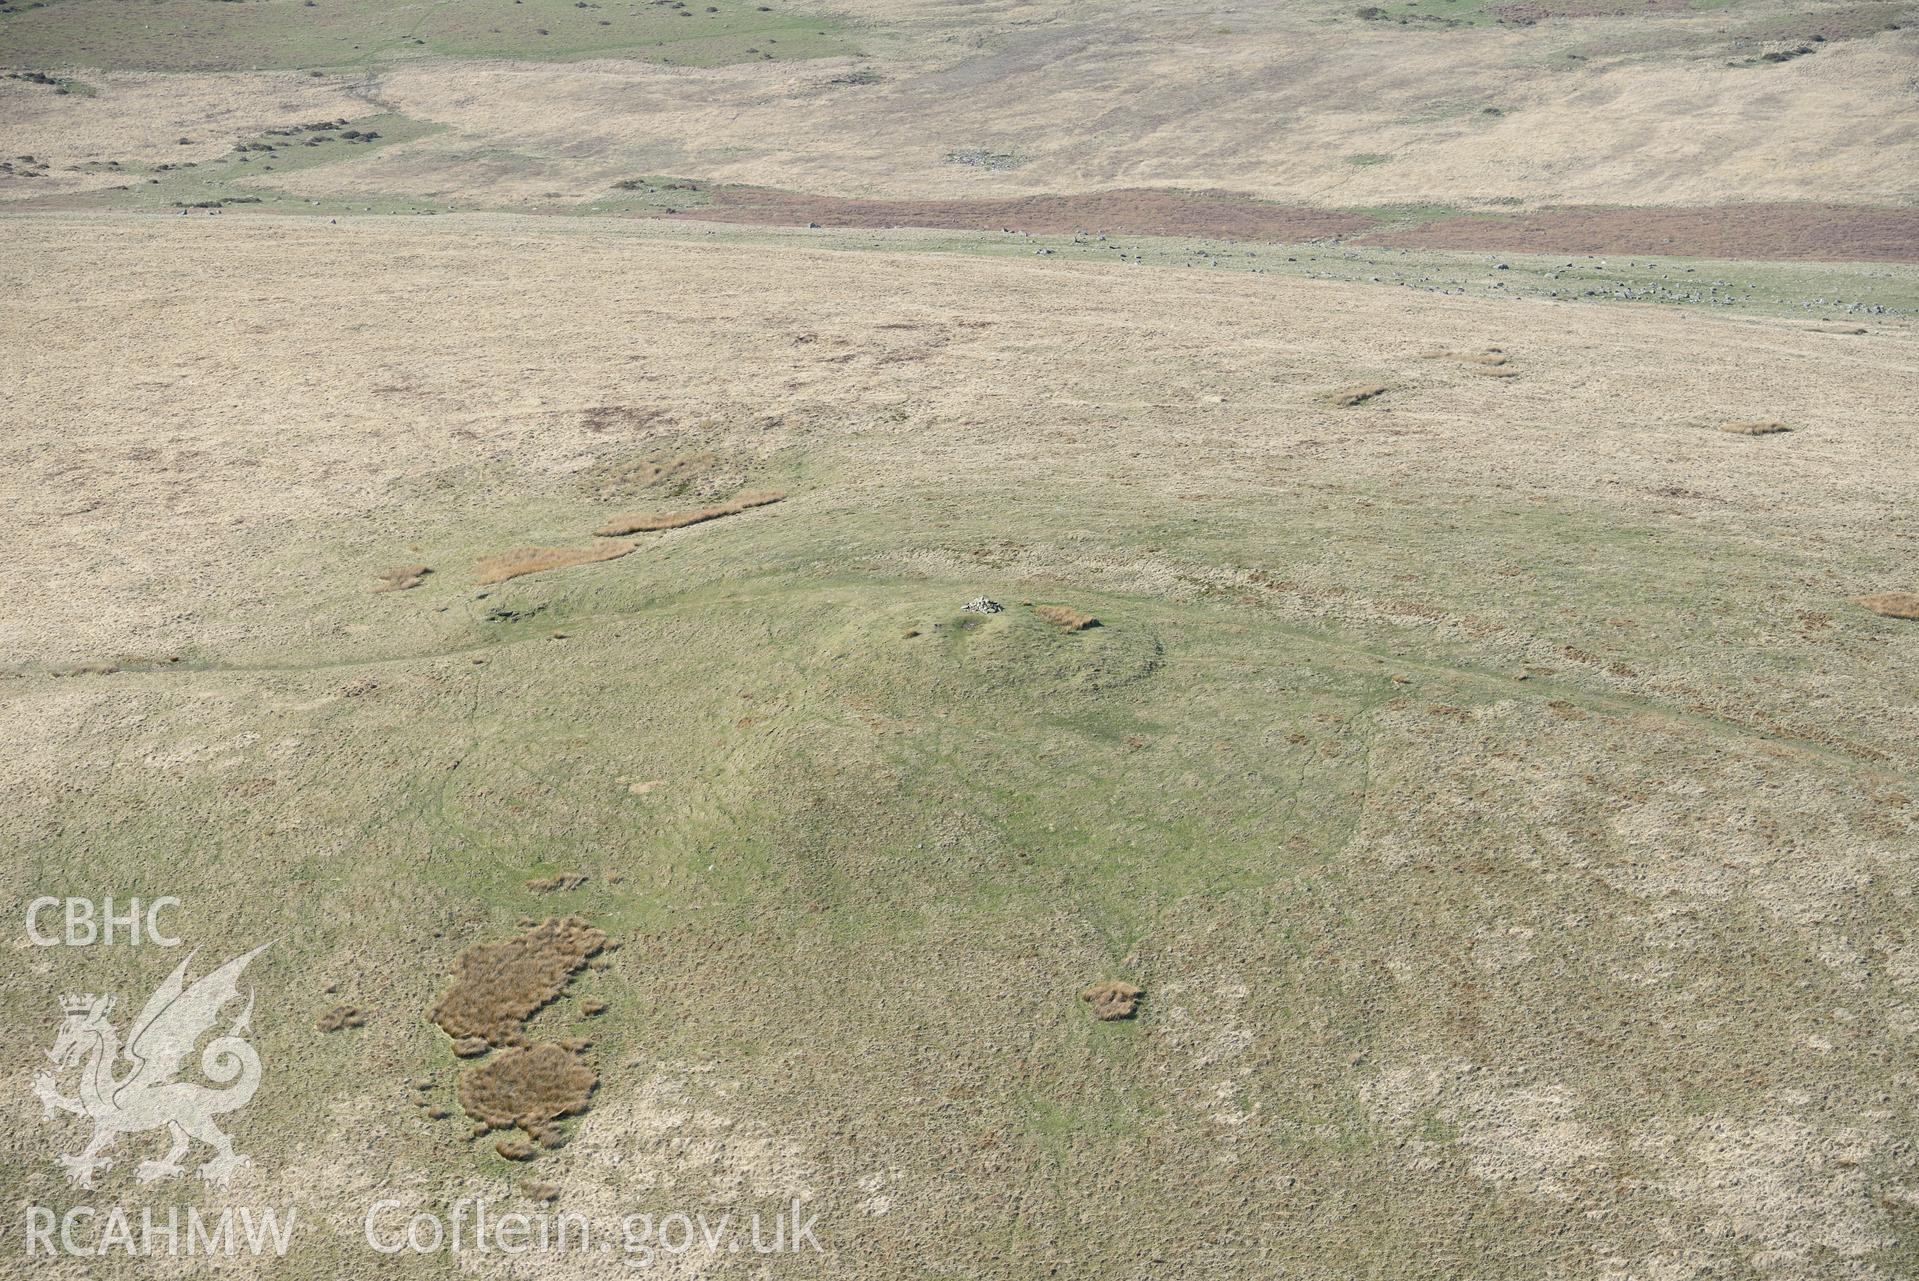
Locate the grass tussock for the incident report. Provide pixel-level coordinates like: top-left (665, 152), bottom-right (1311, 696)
top-left (1422, 347), bottom-right (1513, 375)
top-left (1035, 605), bottom-right (1100, 631)
top-left (594, 490), bottom-right (785, 538)
top-left (1082, 980), bottom-right (1143, 1021)
top-left (314, 1004), bottom-right (366, 1032)
top-left (1856, 592), bottom-right (1919, 620)
top-left (474, 542), bottom-right (635, 585)
top-left (1719, 419), bottom-right (1792, 435)
top-left (526, 872), bottom-right (588, 893)
top-left (429, 916), bottom-right (606, 1048)
top-left (374, 564), bottom-right (431, 593)
top-left (459, 1043), bottom-right (598, 1140)
top-left (1326, 383), bottom-right (1390, 407)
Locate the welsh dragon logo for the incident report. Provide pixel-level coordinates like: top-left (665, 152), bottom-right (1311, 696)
top-left (34, 945), bottom-right (269, 1188)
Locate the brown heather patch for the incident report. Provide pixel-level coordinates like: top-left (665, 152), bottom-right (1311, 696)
top-left (460, 1043), bottom-right (598, 1138)
top-left (1719, 419), bottom-right (1792, 435)
top-left (523, 1182), bottom-right (560, 1203)
top-left (429, 916), bottom-right (606, 1048)
top-left (1368, 204), bottom-right (1919, 264)
top-left (474, 541), bottom-right (636, 585)
top-left (315, 1004), bottom-right (366, 1032)
top-left (1035, 605), bottom-right (1099, 631)
top-left (1327, 383), bottom-right (1390, 407)
top-left (593, 490), bottom-right (785, 537)
top-left (1082, 980), bottom-right (1143, 1020)
top-left (374, 563), bottom-right (431, 593)
top-left (1856, 592), bottom-right (1919, 620)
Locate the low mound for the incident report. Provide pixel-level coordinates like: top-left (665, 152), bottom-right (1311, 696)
top-left (1720, 419), bottom-right (1792, 435)
top-left (894, 607), bottom-right (1164, 704)
top-left (374, 564), bottom-right (431, 593)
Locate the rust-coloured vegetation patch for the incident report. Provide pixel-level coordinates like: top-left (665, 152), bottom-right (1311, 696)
top-left (676, 186), bottom-right (1375, 241)
top-left (1856, 592), bottom-right (1919, 620)
top-left (1082, 980), bottom-right (1143, 1021)
top-left (374, 564), bottom-right (431, 593)
top-left (429, 916), bottom-right (607, 1049)
top-left (593, 490), bottom-right (785, 537)
top-left (1327, 383), bottom-right (1390, 407)
top-left (474, 541), bottom-right (635, 585)
top-left (1035, 605), bottom-right (1099, 631)
top-left (459, 1043), bottom-right (598, 1141)
top-left (669, 184), bottom-right (1919, 264)
top-left (1719, 419), bottom-right (1792, 435)
top-left (1366, 204), bottom-right (1919, 264)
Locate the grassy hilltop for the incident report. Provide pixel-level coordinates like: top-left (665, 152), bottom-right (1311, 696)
top-left (1, 0), bottom-right (1916, 1277)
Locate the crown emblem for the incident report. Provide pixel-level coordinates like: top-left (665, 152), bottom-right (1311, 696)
top-left (59, 994), bottom-right (101, 1014)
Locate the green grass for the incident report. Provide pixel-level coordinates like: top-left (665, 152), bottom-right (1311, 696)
top-left (0, 0), bottom-right (853, 71)
top-left (9, 428), bottom-right (1908, 1274)
top-left (15, 112), bottom-right (450, 215)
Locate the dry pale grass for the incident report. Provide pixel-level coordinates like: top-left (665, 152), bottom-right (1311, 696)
top-left (373, 563), bottom-right (431, 592)
top-left (593, 490), bottom-right (785, 537)
top-left (1327, 383), bottom-right (1390, 408)
top-left (1719, 419), bottom-right (1792, 435)
top-left (1420, 347), bottom-right (1504, 361)
top-left (585, 449), bottom-right (715, 497)
top-left (1081, 980), bottom-right (1143, 1020)
top-left (1421, 347), bottom-right (1511, 374)
top-left (429, 916), bottom-right (607, 1048)
top-left (242, 18), bottom-right (1919, 210)
top-left (1855, 592), bottom-right (1919, 620)
top-left (474, 541), bottom-right (635, 585)
top-left (1035, 605), bottom-right (1099, 631)
top-left (526, 872), bottom-right (588, 893)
